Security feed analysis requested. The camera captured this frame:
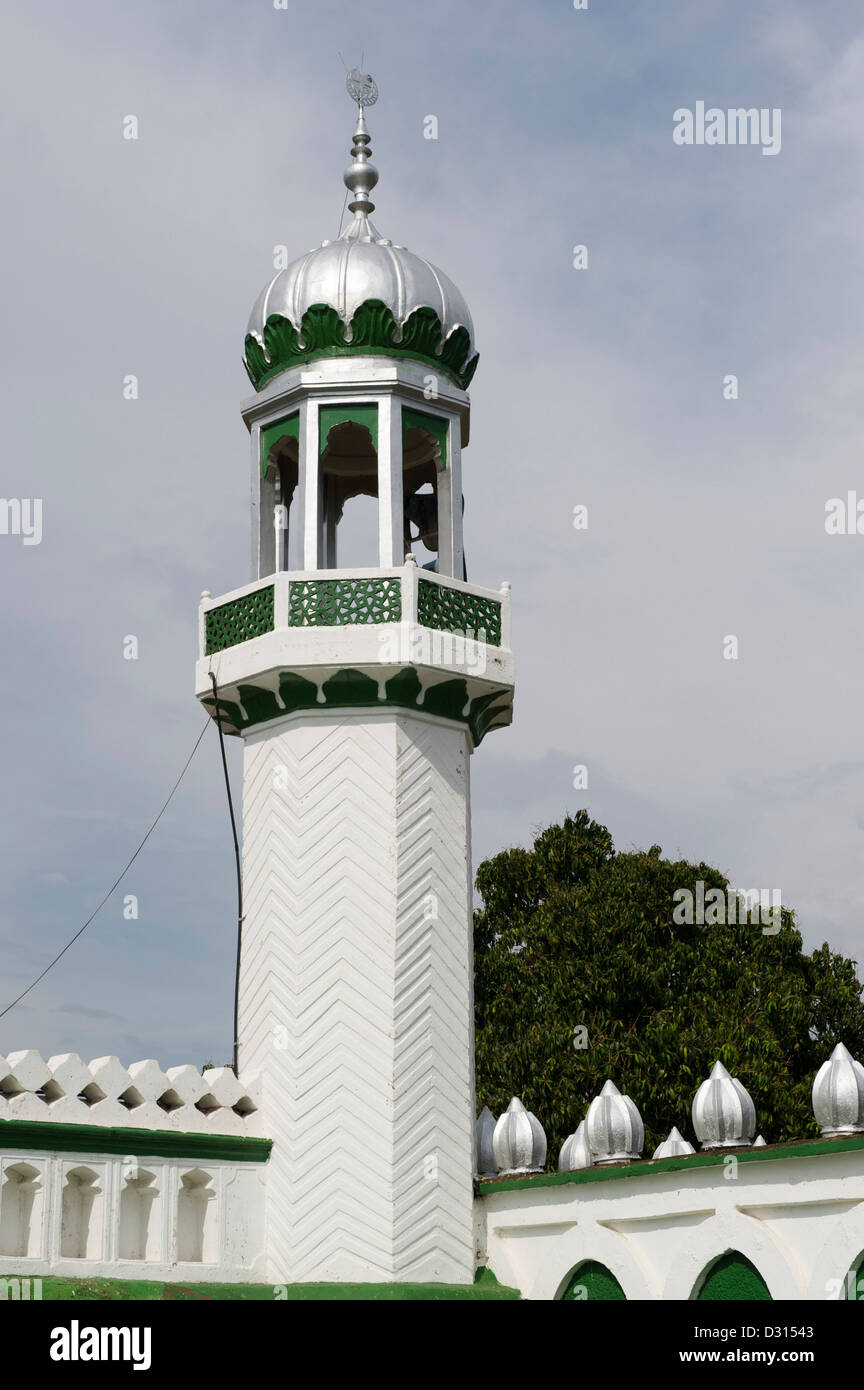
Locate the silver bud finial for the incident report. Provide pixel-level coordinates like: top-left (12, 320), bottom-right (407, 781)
top-left (344, 69), bottom-right (379, 217)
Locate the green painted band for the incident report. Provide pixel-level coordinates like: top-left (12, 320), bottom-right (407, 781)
top-left (201, 665), bottom-right (511, 747)
top-left (476, 1133), bottom-right (864, 1195)
top-left (244, 299), bottom-right (478, 394)
top-left (0, 1119), bottom-right (272, 1164)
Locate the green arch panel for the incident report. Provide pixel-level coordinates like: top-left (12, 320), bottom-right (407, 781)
top-left (319, 402), bottom-right (378, 453)
top-left (695, 1252), bottom-right (771, 1301)
top-left (260, 412), bottom-right (299, 478)
top-left (402, 406), bottom-right (449, 468)
top-left (561, 1261), bottom-right (626, 1301)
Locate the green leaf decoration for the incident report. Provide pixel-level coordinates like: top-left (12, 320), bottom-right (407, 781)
top-left (439, 324), bottom-right (472, 374)
top-left (349, 298), bottom-right (398, 349)
top-left (262, 315), bottom-right (300, 364)
top-left (299, 303), bottom-right (346, 354)
top-left (398, 305), bottom-right (442, 357)
top-left (243, 299), bottom-right (479, 392)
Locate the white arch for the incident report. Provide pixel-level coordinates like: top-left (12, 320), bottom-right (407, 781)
top-left (806, 1200), bottom-right (864, 1299)
top-left (523, 1221), bottom-right (661, 1301)
top-left (661, 1210), bottom-right (802, 1300)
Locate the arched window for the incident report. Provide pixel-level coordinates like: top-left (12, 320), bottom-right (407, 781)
top-left (402, 411), bottom-right (461, 578)
top-left (260, 415), bottom-right (300, 573)
top-left (177, 1169), bottom-right (217, 1263)
top-left (0, 1162), bottom-right (41, 1258)
top-left (118, 1168), bottom-right (159, 1262)
top-left (561, 1260), bottom-right (626, 1301)
top-left (60, 1166), bottom-right (101, 1260)
top-left (694, 1252), bottom-right (771, 1300)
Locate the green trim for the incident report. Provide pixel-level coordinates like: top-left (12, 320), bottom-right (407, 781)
top-left (201, 666), bottom-right (511, 748)
top-left (402, 407), bottom-right (449, 469)
top-left (477, 1133), bottom-right (864, 1195)
top-left (205, 587), bottom-right (275, 655)
top-left (260, 412), bottom-right (299, 479)
top-left (0, 1270), bottom-right (520, 1302)
top-left (320, 403), bottom-right (378, 454)
top-left (244, 299), bottom-right (479, 394)
top-left (0, 1119), bottom-right (271, 1164)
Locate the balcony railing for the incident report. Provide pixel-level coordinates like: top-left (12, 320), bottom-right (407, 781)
top-left (201, 566), bottom-right (509, 659)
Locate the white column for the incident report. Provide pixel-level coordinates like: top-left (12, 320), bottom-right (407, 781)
top-left (436, 450), bottom-right (454, 579)
top-left (237, 707), bottom-right (476, 1284)
top-left (377, 396), bottom-right (403, 566)
top-left (324, 477), bottom-right (338, 567)
top-left (251, 423), bottom-right (268, 581)
top-left (448, 414), bottom-right (464, 580)
top-left (300, 399), bottom-right (321, 569)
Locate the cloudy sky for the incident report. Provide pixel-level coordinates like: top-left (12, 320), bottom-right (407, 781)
top-left (1, 0), bottom-right (863, 1068)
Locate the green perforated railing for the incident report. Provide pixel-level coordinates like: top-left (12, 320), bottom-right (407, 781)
top-left (205, 586), bottom-right (275, 654)
top-left (288, 578), bottom-right (402, 627)
top-left (204, 576), bottom-right (503, 650)
top-left (417, 579), bottom-right (501, 646)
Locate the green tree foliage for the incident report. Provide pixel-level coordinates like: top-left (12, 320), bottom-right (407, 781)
top-left (474, 811), bottom-right (864, 1163)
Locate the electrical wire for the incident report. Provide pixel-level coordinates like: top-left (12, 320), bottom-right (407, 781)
top-left (0, 717), bottom-right (212, 1021)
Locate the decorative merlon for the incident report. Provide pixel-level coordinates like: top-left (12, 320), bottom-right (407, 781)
top-left (0, 1053), bottom-right (261, 1136)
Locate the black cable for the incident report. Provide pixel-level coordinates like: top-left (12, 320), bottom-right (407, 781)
top-left (0, 717), bottom-right (212, 1022)
top-left (209, 671), bottom-right (243, 1077)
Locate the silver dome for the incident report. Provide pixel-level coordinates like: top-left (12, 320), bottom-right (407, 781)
top-left (652, 1126), bottom-right (695, 1159)
top-left (492, 1097), bottom-right (547, 1175)
top-left (691, 1060), bottom-right (757, 1149)
top-left (812, 1041), bottom-right (864, 1136)
top-left (247, 212), bottom-right (476, 358)
top-left (475, 1105), bottom-right (498, 1178)
top-left (585, 1079), bottom-right (644, 1164)
top-left (558, 1120), bottom-right (593, 1172)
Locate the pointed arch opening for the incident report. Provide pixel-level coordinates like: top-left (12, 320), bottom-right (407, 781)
top-left (842, 1253), bottom-right (864, 1300)
top-left (560, 1259), bottom-right (627, 1301)
top-left (693, 1251), bottom-right (772, 1301)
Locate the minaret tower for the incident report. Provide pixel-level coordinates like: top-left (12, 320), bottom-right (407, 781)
top-left (195, 75), bottom-right (514, 1285)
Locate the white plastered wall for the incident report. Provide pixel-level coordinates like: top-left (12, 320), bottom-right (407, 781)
top-left (238, 704), bottom-right (476, 1284)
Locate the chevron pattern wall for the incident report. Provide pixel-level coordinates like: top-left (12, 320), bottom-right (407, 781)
top-left (238, 708), bottom-right (476, 1284)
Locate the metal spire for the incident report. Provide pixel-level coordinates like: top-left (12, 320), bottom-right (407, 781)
top-left (344, 68), bottom-right (379, 217)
